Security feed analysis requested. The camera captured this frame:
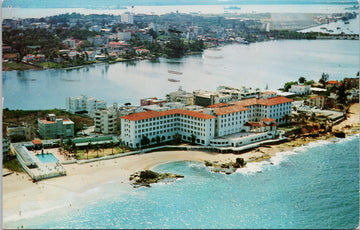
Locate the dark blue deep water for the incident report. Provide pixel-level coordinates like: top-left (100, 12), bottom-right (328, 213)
top-left (5, 135), bottom-right (359, 229)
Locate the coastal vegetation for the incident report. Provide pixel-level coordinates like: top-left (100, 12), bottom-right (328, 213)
top-left (129, 170), bottom-right (184, 187)
top-left (3, 158), bottom-right (24, 172)
top-left (3, 108), bottom-right (94, 142)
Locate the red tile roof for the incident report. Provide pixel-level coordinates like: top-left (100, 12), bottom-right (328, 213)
top-left (32, 139), bottom-right (43, 145)
top-left (232, 96), bottom-right (293, 107)
top-left (121, 109), bottom-right (216, 121)
top-left (327, 80), bottom-right (339, 84)
top-left (214, 105), bottom-right (249, 116)
top-left (262, 91), bottom-right (276, 95)
top-left (207, 103), bottom-right (230, 108)
top-left (260, 118), bottom-right (275, 122)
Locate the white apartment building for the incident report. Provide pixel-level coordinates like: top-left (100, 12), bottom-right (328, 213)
top-left (121, 13), bottom-right (134, 24)
top-left (66, 95), bottom-right (107, 117)
top-left (217, 85), bottom-right (261, 100)
top-left (94, 104), bottom-right (118, 135)
top-left (289, 85), bottom-right (311, 95)
top-left (121, 109), bottom-right (216, 148)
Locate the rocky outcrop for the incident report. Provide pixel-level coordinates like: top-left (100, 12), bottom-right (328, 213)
top-left (334, 132), bottom-right (346, 138)
top-left (204, 157), bottom-right (247, 174)
top-left (129, 170), bottom-right (184, 188)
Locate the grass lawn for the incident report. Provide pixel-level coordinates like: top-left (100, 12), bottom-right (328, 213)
top-left (3, 158), bottom-right (24, 172)
top-left (75, 147), bottom-right (128, 160)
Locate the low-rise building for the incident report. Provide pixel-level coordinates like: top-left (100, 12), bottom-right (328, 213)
top-left (38, 114), bottom-right (74, 139)
top-left (308, 95), bottom-right (326, 109)
top-left (140, 97), bottom-right (167, 107)
top-left (217, 85), bottom-right (261, 100)
top-left (289, 84), bottom-right (311, 95)
top-left (6, 122), bottom-right (35, 141)
top-left (166, 87), bottom-right (194, 105)
top-left (193, 90), bottom-right (232, 107)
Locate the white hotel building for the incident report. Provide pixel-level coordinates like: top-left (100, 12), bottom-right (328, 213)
top-left (121, 109), bottom-right (215, 148)
top-left (120, 93), bottom-right (293, 148)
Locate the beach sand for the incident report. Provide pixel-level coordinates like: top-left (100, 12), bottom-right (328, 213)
top-left (3, 103), bottom-right (359, 223)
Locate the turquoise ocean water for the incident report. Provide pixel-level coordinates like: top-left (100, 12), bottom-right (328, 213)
top-left (4, 134), bottom-right (359, 229)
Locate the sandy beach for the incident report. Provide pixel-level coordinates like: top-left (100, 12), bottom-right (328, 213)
top-left (3, 103), bottom-right (359, 223)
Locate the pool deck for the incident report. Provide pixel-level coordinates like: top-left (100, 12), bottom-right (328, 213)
top-left (27, 150), bottom-right (67, 180)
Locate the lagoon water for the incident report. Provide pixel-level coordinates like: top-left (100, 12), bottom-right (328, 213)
top-left (4, 134), bottom-right (359, 229)
top-left (3, 40), bottom-right (359, 110)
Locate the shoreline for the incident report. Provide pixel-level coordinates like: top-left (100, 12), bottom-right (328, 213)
top-left (3, 103), bottom-right (359, 224)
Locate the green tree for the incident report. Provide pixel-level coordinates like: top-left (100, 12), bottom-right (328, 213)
top-left (319, 72), bottom-right (329, 88)
top-left (283, 81), bottom-right (298, 92)
top-left (173, 133), bottom-right (182, 145)
top-left (298, 77), bottom-right (306, 84)
top-left (336, 82), bottom-right (347, 105)
top-left (156, 135), bottom-right (161, 145)
top-left (140, 135), bottom-right (150, 147)
top-left (190, 134), bottom-right (196, 145)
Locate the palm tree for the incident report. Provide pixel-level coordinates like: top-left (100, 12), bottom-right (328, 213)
top-left (93, 144), bottom-right (101, 158)
top-left (87, 141), bottom-right (92, 158)
top-left (85, 146), bottom-right (89, 160)
top-left (109, 141), bottom-right (115, 155)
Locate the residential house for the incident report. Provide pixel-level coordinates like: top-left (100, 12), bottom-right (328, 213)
top-left (289, 85), bottom-right (311, 95)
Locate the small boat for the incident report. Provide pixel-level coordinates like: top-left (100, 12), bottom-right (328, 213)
top-left (344, 21), bottom-right (350, 24)
top-left (168, 78), bottom-right (180, 82)
top-left (168, 70), bottom-right (183, 75)
top-left (337, 27), bottom-right (341, 30)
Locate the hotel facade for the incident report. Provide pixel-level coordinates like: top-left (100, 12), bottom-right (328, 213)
top-left (120, 93), bottom-right (293, 148)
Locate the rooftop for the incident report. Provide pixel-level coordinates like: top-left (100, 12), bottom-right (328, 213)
top-left (121, 109), bottom-right (216, 121)
top-left (214, 105), bottom-right (249, 116)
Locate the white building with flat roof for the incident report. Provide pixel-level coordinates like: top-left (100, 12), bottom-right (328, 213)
top-left (289, 85), bottom-right (311, 95)
top-left (66, 95), bottom-right (107, 117)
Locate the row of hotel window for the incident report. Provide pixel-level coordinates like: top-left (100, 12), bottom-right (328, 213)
top-left (134, 128), bottom-right (207, 139)
top-left (134, 119), bottom-right (208, 128)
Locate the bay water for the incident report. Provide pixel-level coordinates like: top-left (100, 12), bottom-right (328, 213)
top-left (4, 134), bottom-right (359, 229)
top-left (3, 40), bottom-right (359, 110)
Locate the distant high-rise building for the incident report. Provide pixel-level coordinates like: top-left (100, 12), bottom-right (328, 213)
top-left (121, 13), bottom-right (134, 24)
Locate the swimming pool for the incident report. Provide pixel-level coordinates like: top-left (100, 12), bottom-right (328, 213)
top-left (36, 153), bottom-right (59, 164)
